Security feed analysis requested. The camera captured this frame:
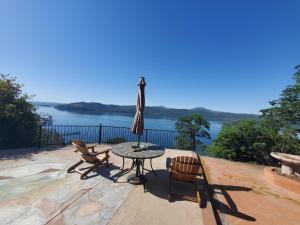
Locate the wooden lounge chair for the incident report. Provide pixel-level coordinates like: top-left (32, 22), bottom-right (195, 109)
top-left (67, 140), bottom-right (111, 179)
top-left (167, 156), bottom-right (202, 202)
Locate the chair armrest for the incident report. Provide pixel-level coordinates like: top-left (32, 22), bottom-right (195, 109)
top-left (92, 148), bottom-right (111, 155)
top-left (76, 149), bottom-right (106, 157)
top-left (89, 152), bottom-right (103, 156)
top-left (86, 144), bottom-right (97, 149)
top-left (85, 144), bottom-right (97, 153)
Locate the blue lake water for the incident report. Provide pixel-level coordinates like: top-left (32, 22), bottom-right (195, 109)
top-left (37, 106), bottom-right (223, 139)
top-left (37, 106), bottom-right (222, 154)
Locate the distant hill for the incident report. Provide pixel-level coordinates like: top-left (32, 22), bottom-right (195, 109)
top-left (55, 102), bottom-right (259, 123)
top-left (31, 101), bottom-right (62, 107)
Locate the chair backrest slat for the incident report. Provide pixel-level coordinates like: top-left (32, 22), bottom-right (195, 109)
top-left (71, 140), bottom-right (98, 163)
top-left (171, 156), bottom-right (202, 175)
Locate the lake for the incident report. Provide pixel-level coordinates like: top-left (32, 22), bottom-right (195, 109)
top-left (37, 106), bottom-right (223, 153)
top-left (37, 106), bottom-right (223, 140)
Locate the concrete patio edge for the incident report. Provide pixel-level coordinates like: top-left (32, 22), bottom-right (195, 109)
top-left (200, 156), bottom-right (227, 225)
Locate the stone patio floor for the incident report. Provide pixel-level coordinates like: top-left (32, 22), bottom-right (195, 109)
top-left (201, 156), bottom-right (300, 225)
top-left (2, 145), bottom-right (299, 225)
top-left (0, 145), bottom-right (205, 225)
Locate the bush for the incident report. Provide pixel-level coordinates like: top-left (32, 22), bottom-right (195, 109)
top-left (40, 128), bottom-right (65, 146)
top-left (209, 120), bottom-right (300, 165)
top-left (106, 137), bottom-right (127, 144)
top-left (0, 74), bottom-right (41, 149)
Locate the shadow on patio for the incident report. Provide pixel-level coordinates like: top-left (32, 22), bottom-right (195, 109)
top-left (142, 167), bottom-right (255, 224)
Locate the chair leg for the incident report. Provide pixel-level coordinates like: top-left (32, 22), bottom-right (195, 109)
top-left (168, 176), bottom-right (172, 202)
top-left (168, 177), bottom-right (200, 203)
top-left (105, 152), bottom-right (109, 167)
top-left (80, 165), bottom-right (97, 179)
top-left (195, 181), bottom-right (200, 203)
top-left (67, 160), bottom-right (84, 173)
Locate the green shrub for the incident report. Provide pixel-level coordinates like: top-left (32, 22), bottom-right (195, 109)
top-left (106, 137), bottom-right (127, 144)
top-left (40, 128), bottom-right (65, 146)
top-left (209, 120), bottom-right (300, 165)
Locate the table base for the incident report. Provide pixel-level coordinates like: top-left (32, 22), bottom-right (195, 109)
top-left (114, 157), bottom-right (157, 184)
top-left (127, 173), bottom-right (145, 185)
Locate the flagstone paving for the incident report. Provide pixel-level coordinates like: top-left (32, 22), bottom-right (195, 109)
top-left (0, 145), bottom-right (132, 225)
top-left (0, 146), bottom-right (204, 225)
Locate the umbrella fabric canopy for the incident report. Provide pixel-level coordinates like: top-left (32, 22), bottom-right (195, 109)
top-left (131, 77), bottom-right (146, 136)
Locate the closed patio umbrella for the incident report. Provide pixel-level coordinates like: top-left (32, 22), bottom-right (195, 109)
top-left (131, 77), bottom-right (146, 149)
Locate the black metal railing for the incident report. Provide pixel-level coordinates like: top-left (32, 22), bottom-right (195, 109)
top-left (38, 124), bottom-right (196, 151)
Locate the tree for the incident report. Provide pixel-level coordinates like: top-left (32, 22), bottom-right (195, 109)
top-left (261, 65), bottom-right (300, 128)
top-left (175, 114), bottom-right (211, 150)
top-left (0, 74), bottom-right (41, 148)
top-left (260, 65), bottom-right (300, 153)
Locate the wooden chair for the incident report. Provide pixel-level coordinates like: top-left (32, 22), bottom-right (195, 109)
top-left (71, 139), bottom-right (86, 147)
top-left (167, 156), bottom-right (202, 202)
top-left (67, 140), bottom-right (111, 179)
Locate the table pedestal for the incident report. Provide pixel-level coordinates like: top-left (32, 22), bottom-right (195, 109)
top-left (127, 158), bottom-right (145, 185)
top-left (114, 157), bottom-right (158, 184)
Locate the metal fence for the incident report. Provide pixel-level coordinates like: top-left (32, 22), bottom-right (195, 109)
top-left (38, 124), bottom-right (195, 151)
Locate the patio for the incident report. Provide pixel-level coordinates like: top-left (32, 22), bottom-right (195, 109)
top-left (1, 144), bottom-right (299, 225)
top-left (201, 156), bottom-right (300, 225)
top-left (0, 145), bottom-right (208, 225)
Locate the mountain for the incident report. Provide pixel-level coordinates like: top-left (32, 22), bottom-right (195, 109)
top-left (31, 101), bottom-right (62, 107)
top-left (54, 102), bottom-right (259, 123)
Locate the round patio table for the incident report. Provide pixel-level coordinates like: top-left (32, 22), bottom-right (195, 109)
top-left (112, 142), bottom-right (165, 185)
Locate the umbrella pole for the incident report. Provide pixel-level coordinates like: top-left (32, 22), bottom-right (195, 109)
top-left (138, 135), bottom-right (140, 148)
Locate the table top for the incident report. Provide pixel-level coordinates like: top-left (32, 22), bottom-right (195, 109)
top-left (111, 142), bottom-right (165, 159)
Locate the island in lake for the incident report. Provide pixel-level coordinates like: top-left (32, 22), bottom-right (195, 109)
top-left (46, 102), bottom-right (259, 123)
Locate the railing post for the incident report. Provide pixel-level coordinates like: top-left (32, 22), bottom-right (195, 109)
top-left (145, 129), bottom-right (148, 142)
top-left (192, 132), bottom-right (196, 152)
top-left (38, 124), bottom-right (42, 148)
top-left (98, 124), bottom-right (102, 144)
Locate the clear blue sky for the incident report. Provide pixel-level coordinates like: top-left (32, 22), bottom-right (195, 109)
top-left (0, 0), bottom-right (299, 114)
